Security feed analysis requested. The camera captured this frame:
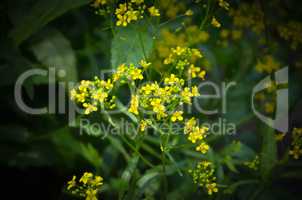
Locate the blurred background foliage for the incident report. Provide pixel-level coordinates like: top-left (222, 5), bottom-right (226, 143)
top-left (0, 0), bottom-right (302, 199)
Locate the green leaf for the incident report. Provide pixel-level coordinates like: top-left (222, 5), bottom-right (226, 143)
top-left (30, 29), bottom-right (78, 82)
top-left (9, 0), bottom-right (89, 45)
top-left (111, 21), bottom-right (154, 68)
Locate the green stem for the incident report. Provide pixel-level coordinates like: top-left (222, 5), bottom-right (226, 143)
top-left (200, 0), bottom-right (212, 30)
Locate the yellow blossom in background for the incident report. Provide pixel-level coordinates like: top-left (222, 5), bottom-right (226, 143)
top-left (185, 9), bottom-right (194, 16)
top-left (232, 29), bottom-right (242, 40)
top-left (278, 21), bottom-right (302, 50)
top-left (255, 55), bottom-right (280, 74)
top-left (211, 17), bottom-right (221, 28)
top-left (220, 29), bottom-right (230, 39)
top-left (218, 0), bottom-right (230, 11)
top-left (264, 102), bottom-right (274, 113)
top-left (289, 145), bottom-right (302, 159)
top-left (230, 3), bottom-right (264, 35)
top-left (148, 6), bottom-right (160, 17)
top-left (91, 0), bottom-right (107, 8)
top-left (289, 128), bottom-right (302, 159)
top-left (275, 132), bottom-right (286, 141)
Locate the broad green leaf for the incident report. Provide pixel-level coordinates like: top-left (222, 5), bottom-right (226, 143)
top-left (30, 29), bottom-right (77, 82)
top-left (9, 0), bottom-right (89, 45)
top-left (111, 21), bottom-right (154, 68)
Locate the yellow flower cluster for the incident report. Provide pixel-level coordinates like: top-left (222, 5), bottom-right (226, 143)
top-left (218, 0), bottom-right (230, 11)
top-left (278, 21), bottom-right (302, 50)
top-left (164, 46), bottom-right (202, 70)
top-left (255, 55), bottom-right (280, 74)
top-left (219, 28), bottom-right (242, 41)
top-left (184, 117), bottom-right (209, 154)
top-left (91, 0), bottom-right (107, 8)
top-left (229, 3), bottom-right (264, 35)
top-left (70, 77), bottom-right (115, 115)
top-left (115, 1), bottom-right (160, 27)
top-left (71, 60), bottom-right (149, 114)
top-left (131, 74), bottom-right (199, 120)
top-left (139, 119), bottom-right (152, 132)
top-left (243, 155), bottom-right (259, 170)
top-left (113, 63), bottom-right (144, 82)
top-left (188, 64), bottom-right (206, 80)
top-left (67, 172), bottom-right (103, 200)
top-left (159, 0), bottom-right (185, 19)
top-left (289, 128), bottom-right (302, 159)
top-left (189, 161), bottom-right (218, 195)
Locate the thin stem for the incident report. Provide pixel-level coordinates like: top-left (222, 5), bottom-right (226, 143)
top-left (200, 0), bottom-right (212, 30)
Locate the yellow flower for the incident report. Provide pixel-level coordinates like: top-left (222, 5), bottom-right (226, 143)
top-left (85, 188), bottom-right (98, 200)
top-left (80, 172), bottom-right (93, 184)
top-left (184, 117), bottom-right (197, 134)
top-left (115, 3), bottom-right (127, 15)
top-left (83, 103), bottom-right (98, 115)
top-left (255, 55), bottom-right (280, 74)
top-left (91, 176), bottom-right (103, 187)
top-left (185, 9), bottom-right (194, 16)
top-left (218, 0), bottom-right (230, 11)
top-left (139, 59), bottom-right (151, 69)
top-left (289, 145), bottom-right (302, 159)
top-left (206, 183), bottom-right (218, 195)
top-left (191, 86), bottom-right (200, 96)
top-left (188, 64), bottom-right (201, 78)
top-left (148, 6), bottom-right (160, 16)
top-left (126, 10), bottom-right (139, 23)
top-left (129, 95), bottom-right (139, 115)
top-left (92, 90), bottom-right (108, 103)
top-left (211, 17), bottom-right (221, 28)
top-left (91, 0), bottom-right (107, 8)
top-left (181, 87), bottom-right (193, 104)
top-left (116, 14), bottom-right (128, 26)
top-left (131, 0), bottom-right (144, 4)
top-left (199, 70), bottom-right (206, 80)
top-left (171, 111), bottom-right (183, 122)
top-left (187, 127), bottom-right (208, 143)
top-left (275, 132), bottom-right (285, 141)
top-left (129, 68), bottom-right (144, 80)
top-left (67, 176), bottom-right (76, 190)
top-left (189, 161), bottom-right (218, 195)
top-left (66, 172), bottom-right (103, 199)
top-left (196, 142), bottom-right (209, 154)
top-left (139, 120), bottom-right (148, 132)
